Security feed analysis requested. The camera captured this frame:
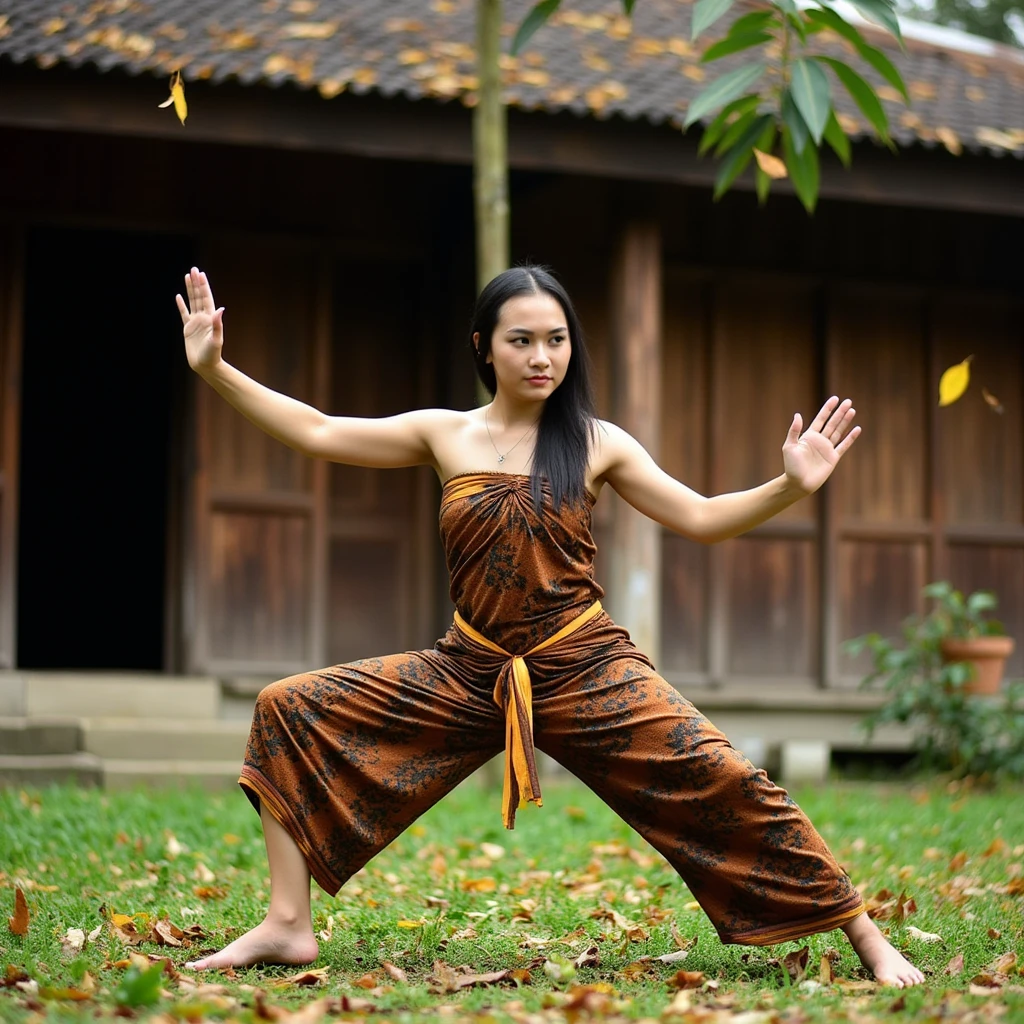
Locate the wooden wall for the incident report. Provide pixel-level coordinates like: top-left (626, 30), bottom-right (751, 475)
top-left (658, 276), bottom-right (1024, 688)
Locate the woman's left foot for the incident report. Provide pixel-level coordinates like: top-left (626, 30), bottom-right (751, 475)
top-left (843, 913), bottom-right (925, 987)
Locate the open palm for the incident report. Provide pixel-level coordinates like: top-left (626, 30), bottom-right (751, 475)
top-left (175, 267), bottom-right (224, 372)
top-left (782, 397), bottom-right (861, 494)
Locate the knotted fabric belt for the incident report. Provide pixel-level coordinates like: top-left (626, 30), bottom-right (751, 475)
top-left (453, 600), bottom-right (603, 829)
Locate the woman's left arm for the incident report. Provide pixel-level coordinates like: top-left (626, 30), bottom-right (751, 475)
top-left (598, 397), bottom-right (860, 544)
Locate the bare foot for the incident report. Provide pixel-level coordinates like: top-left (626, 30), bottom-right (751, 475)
top-left (184, 918), bottom-right (318, 971)
top-left (843, 913), bottom-right (925, 988)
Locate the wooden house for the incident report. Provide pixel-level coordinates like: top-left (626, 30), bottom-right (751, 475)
top-left (0, 0), bottom-right (1021, 784)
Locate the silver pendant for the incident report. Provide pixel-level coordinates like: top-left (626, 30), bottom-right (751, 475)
top-left (497, 454), bottom-right (506, 463)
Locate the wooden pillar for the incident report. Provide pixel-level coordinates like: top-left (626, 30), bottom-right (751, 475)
top-left (607, 221), bottom-right (663, 662)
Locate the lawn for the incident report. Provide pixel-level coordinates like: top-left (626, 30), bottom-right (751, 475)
top-left (1, 777), bottom-right (1022, 1022)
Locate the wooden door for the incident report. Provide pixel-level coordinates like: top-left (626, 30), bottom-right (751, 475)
top-left (0, 226), bottom-right (23, 669)
top-left (185, 237), bottom-right (329, 676)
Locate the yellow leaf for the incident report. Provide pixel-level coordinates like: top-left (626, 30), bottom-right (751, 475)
top-left (753, 148), bottom-right (788, 179)
top-left (938, 356), bottom-right (972, 406)
top-left (157, 70), bottom-right (187, 125)
top-left (396, 918), bottom-right (426, 928)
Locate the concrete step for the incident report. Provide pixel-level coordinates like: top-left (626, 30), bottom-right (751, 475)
top-left (0, 717), bottom-right (82, 756)
top-left (0, 673), bottom-right (221, 720)
top-left (0, 752), bottom-right (103, 787)
top-left (81, 718), bottom-right (250, 762)
top-left (102, 759), bottom-right (243, 791)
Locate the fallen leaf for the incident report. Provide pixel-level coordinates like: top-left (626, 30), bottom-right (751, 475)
top-left (381, 961), bottom-right (408, 983)
top-left (906, 926), bottom-right (943, 943)
top-left (60, 928), bottom-right (86, 956)
top-left (781, 946), bottom-right (809, 982)
top-left (656, 948), bottom-right (691, 963)
top-left (480, 842), bottom-right (506, 860)
top-left (988, 928), bottom-right (1002, 940)
top-left (666, 969), bottom-right (705, 990)
top-left (989, 951), bottom-right (1018, 974)
top-left (157, 70), bottom-right (187, 126)
top-left (396, 918), bottom-right (426, 928)
top-left (945, 953), bottom-right (965, 975)
top-left (574, 945), bottom-right (600, 969)
top-left (268, 967), bottom-right (329, 988)
top-left (428, 961), bottom-right (510, 993)
top-left (819, 947), bottom-right (840, 984)
top-left (8, 888), bottom-right (29, 935)
top-left (461, 877), bottom-right (496, 892)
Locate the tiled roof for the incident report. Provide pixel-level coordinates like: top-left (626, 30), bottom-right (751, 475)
top-left (1, 0), bottom-right (1022, 157)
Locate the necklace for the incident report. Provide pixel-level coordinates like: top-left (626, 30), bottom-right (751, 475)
top-left (484, 407), bottom-right (537, 465)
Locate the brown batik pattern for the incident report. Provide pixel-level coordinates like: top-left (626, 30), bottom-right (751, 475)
top-left (240, 473), bottom-right (864, 946)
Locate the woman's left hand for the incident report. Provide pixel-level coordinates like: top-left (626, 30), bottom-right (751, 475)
top-left (782, 397), bottom-right (861, 495)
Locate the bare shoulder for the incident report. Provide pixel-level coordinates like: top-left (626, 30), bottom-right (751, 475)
top-left (589, 419), bottom-right (645, 482)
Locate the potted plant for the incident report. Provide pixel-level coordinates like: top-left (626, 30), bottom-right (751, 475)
top-left (844, 582), bottom-right (1024, 780)
top-left (924, 581), bottom-right (1015, 695)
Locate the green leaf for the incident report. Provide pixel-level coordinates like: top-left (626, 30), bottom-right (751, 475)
top-left (622, 0), bottom-right (636, 13)
top-left (697, 94), bottom-right (761, 154)
top-left (823, 109), bottom-right (852, 166)
top-left (842, 0), bottom-right (904, 44)
top-left (692, 0), bottom-right (737, 40)
top-left (781, 88), bottom-right (810, 154)
top-left (701, 30), bottom-right (773, 62)
top-left (725, 9), bottom-right (779, 34)
top-left (804, 8), bottom-right (909, 100)
top-left (783, 124), bottom-right (820, 213)
top-left (512, 0), bottom-right (562, 55)
top-left (754, 121), bottom-right (777, 205)
top-left (771, 0), bottom-right (807, 39)
top-left (714, 108), bottom-right (760, 156)
top-left (115, 964), bottom-right (165, 1009)
top-left (713, 114), bottom-right (773, 199)
top-left (815, 56), bottom-right (890, 140)
top-left (684, 62), bottom-right (766, 126)
top-left (790, 58), bottom-right (832, 143)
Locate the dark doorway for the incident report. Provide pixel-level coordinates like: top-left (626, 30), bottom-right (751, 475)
top-left (17, 227), bottom-right (194, 670)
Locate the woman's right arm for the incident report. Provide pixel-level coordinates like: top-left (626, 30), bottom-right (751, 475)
top-left (177, 266), bottom-right (436, 469)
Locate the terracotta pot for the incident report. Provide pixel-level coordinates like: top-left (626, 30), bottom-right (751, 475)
top-left (939, 636), bottom-right (1016, 695)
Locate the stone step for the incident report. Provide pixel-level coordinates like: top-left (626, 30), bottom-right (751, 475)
top-left (102, 759), bottom-right (243, 791)
top-left (0, 673), bottom-right (222, 720)
top-left (81, 718), bottom-right (251, 762)
top-left (0, 717), bottom-right (82, 756)
top-left (0, 752), bottom-right (103, 787)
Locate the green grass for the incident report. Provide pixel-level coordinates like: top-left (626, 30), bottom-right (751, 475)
top-left (1, 778), bottom-right (1022, 1022)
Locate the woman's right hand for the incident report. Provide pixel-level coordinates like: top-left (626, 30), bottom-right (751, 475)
top-left (176, 267), bottom-right (225, 373)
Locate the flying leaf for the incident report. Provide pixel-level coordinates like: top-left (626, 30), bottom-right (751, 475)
top-left (754, 148), bottom-right (787, 178)
top-left (939, 356), bottom-right (972, 406)
top-left (157, 70), bottom-right (187, 125)
top-left (982, 387), bottom-right (1004, 414)
top-left (8, 888), bottom-right (29, 935)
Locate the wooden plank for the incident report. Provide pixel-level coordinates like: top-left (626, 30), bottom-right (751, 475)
top-left (1, 65), bottom-right (1022, 217)
top-left (0, 225), bottom-right (24, 669)
top-left (607, 221), bottom-right (662, 661)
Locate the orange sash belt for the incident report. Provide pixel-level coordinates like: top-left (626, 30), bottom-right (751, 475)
top-left (453, 600), bottom-right (603, 829)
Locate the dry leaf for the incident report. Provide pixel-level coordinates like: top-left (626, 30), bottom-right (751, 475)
top-left (945, 953), bottom-right (965, 975)
top-left (666, 969), bottom-right (705, 990)
top-left (381, 961), bottom-right (408, 983)
top-left (60, 928), bottom-right (86, 956)
top-left (988, 928), bottom-right (1002, 940)
top-left (8, 888), bottom-right (29, 936)
top-left (574, 945), bottom-right (600, 969)
top-left (281, 21), bottom-right (337, 39)
top-left (268, 967), bottom-right (329, 988)
top-left (396, 918), bottom-right (426, 928)
top-left (157, 70), bottom-right (187, 126)
top-left (982, 388), bottom-right (1004, 414)
top-left (656, 948), bottom-right (691, 964)
top-left (753, 148), bottom-right (788, 179)
top-left (939, 358), bottom-right (972, 406)
top-left (781, 946), bottom-right (810, 982)
top-left (906, 926), bottom-right (943, 943)
top-left (990, 951), bottom-right (1018, 974)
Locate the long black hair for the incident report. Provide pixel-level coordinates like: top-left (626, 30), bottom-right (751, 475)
top-left (470, 265), bottom-right (597, 509)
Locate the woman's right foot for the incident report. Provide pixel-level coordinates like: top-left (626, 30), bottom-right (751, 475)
top-left (184, 918), bottom-right (318, 971)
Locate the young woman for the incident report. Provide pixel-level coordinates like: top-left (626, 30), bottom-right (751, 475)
top-left (176, 264), bottom-right (923, 987)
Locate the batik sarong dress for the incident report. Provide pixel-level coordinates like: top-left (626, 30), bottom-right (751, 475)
top-left (239, 472), bottom-right (865, 945)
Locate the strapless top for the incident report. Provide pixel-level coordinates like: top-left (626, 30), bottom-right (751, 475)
top-left (439, 472), bottom-right (604, 654)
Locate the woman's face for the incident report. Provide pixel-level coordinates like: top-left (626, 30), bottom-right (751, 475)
top-left (480, 292), bottom-right (572, 403)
